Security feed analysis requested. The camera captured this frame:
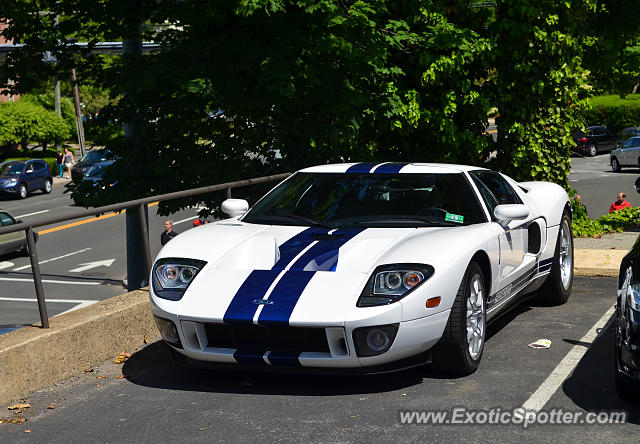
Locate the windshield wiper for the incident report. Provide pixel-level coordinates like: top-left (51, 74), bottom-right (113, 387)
top-left (355, 217), bottom-right (459, 227)
top-left (244, 214), bottom-right (333, 229)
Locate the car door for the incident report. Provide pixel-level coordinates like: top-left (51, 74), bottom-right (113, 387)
top-left (0, 212), bottom-right (24, 256)
top-left (619, 138), bottom-right (634, 165)
top-left (603, 127), bottom-right (617, 151)
top-left (590, 127), bottom-right (605, 152)
top-left (470, 171), bottom-right (528, 289)
top-left (24, 163), bottom-right (37, 191)
top-left (629, 137), bottom-right (640, 166)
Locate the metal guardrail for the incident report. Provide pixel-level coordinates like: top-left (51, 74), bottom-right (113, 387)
top-left (0, 172), bottom-right (291, 328)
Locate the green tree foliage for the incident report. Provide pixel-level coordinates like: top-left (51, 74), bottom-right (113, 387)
top-left (0, 101), bottom-right (72, 151)
top-left (0, 0), bottom-right (614, 210)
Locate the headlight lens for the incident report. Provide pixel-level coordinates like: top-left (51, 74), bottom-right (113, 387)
top-left (358, 264), bottom-right (434, 307)
top-left (152, 258), bottom-right (206, 301)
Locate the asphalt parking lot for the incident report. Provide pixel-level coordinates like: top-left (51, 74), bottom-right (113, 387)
top-left (1, 276), bottom-right (637, 443)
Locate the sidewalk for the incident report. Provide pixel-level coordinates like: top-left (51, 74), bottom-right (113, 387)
top-left (573, 231), bottom-right (636, 277)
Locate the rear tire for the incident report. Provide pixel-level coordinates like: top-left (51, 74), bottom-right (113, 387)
top-left (432, 261), bottom-right (486, 375)
top-left (588, 144), bottom-right (597, 156)
top-left (538, 211), bottom-right (573, 304)
top-left (614, 329), bottom-right (640, 400)
top-left (42, 179), bottom-right (52, 193)
top-left (611, 157), bottom-right (621, 173)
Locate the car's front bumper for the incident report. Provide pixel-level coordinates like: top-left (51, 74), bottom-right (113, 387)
top-left (0, 183), bottom-right (20, 195)
top-left (151, 303), bottom-right (450, 371)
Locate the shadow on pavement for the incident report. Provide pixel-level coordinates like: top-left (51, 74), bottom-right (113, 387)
top-left (562, 317), bottom-right (640, 424)
top-left (122, 341), bottom-right (426, 396)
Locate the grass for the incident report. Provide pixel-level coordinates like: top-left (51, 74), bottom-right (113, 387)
top-left (588, 94), bottom-right (640, 108)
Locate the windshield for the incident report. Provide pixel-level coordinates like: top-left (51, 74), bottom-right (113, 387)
top-left (0, 164), bottom-right (24, 176)
top-left (80, 150), bottom-right (110, 163)
top-left (242, 172), bottom-right (486, 228)
top-left (85, 163), bottom-right (109, 178)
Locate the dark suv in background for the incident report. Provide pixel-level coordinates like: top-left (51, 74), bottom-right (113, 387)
top-left (71, 148), bottom-right (113, 182)
top-left (0, 160), bottom-right (53, 199)
top-left (573, 126), bottom-right (618, 156)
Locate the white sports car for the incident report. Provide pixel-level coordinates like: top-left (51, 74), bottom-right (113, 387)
top-left (150, 162), bottom-right (573, 375)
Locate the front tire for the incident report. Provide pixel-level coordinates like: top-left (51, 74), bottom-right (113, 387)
top-left (432, 261), bottom-right (486, 375)
top-left (538, 211), bottom-right (573, 304)
top-left (611, 157), bottom-right (621, 173)
top-left (18, 183), bottom-right (27, 199)
top-left (588, 144), bottom-right (597, 157)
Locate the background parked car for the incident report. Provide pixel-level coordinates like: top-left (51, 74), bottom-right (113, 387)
top-left (71, 148), bottom-right (113, 182)
top-left (0, 160), bottom-right (53, 199)
top-left (610, 136), bottom-right (640, 172)
top-left (573, 126), bottom-right (618, 156)
top-left (0, 210), bottom-right (37, 257)
top-left (617, 127), bottom-right (640, 148)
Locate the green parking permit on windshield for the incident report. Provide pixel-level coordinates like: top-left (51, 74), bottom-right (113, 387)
top-left (445, 213), bottom-right (464, 224)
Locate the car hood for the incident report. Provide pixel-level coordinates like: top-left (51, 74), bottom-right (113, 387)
top-left (155, 221), bottom-right (458, 324)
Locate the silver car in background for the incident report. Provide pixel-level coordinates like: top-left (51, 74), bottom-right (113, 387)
top-left (610, 136), bottom-right (640, 172)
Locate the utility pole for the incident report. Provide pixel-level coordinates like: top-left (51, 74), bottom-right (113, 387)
top-left (123, 0), bottom-right (150, 291)
top-left (70, 68), bottom-right (86, 157)
top-left (53, 16), bottom-right (61, 117)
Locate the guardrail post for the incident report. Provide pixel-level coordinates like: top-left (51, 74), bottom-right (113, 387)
top-left (126, 205), bottom-right (149, 291)
top-left (138, 203), bottom-right (152, 278)
top-left (26, 227), bottom-right (49, 328)
top-left (226, 188), bottom-right (232, 199)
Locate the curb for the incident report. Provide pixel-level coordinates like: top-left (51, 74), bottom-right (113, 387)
top-left (0, 290), bottom-right (159, 405)
top-left (0, 247), bottom-right (628, 405)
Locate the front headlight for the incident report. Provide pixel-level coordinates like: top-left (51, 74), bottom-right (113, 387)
top-left (152, 257), bottom-right (207, 301)
top-left (357, 264), bottom-right (434, 307)
top-left (2, 178), bottom-right (17, 186)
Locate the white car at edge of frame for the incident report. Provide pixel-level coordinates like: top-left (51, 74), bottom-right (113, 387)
top-left (150, 162), bottom-right (573, 375)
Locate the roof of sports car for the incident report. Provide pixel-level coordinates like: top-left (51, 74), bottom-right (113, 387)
top-left (300, 162), bottom-right (487, 174)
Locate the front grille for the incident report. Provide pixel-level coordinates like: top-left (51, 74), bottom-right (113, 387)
top-left (204, 323), bottom-right (329, 353)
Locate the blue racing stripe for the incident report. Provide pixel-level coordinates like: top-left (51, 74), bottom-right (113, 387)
top-left (267, 351), bottom-right (302, 366)
top-left (233, 350), bottom-right (267, 364)
top-left (346, 162), bottom-right (378, 173)
top-left (223, 270), bottom-right (281, 324)
top-left (223, 227), bottom-right (326, 324)
top-left (289, 227), bottom-right (364, 271)
top-left (257, 271), bottom-right (316, 325)
top-left (374, 162), bottom-right (406, 173)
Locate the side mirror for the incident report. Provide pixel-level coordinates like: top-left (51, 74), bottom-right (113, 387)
top-left (16, 219), bottom-right (23, 224)
top-left (221, 199), bottom-right (249, 218)
top-left (494, 204), bottom-right (529, 222)
top-left (635, 177), bottom-right (640, 194)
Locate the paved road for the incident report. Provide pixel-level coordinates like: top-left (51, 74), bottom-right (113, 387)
top-left (0, 182), bottom-right (200, 327)
top-left (569, 153), bottom-right (640, 217)
top-left (1, 277), bottom-right (636, 443)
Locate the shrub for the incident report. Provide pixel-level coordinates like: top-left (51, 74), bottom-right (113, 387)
top-left (0, 101), bottom-right (72, 150)
top-left (583, 94), bottom-right (640, 135)
top-left (571, 196), bottom-right (640, 237)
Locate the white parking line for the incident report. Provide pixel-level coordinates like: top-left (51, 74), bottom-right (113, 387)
top-left (0, 277), bottom-right (101, 285)
top-left (15, 210), bottom-right (50, 218)
top-left (521, 305), bottom-right (615, 412)
top-left (0, 297), bottom-right (98, 317)
top-left (13, 248), bottom-right (91, 271)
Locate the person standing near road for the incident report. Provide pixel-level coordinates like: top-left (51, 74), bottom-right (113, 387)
top-left (63, 147), bottom-right (74, 179)
top-left (161, 220), bottom-right (178, 245)
top-left (55, 149), bottom-right (64, 178)
top-left (610, 192), bottom-right (632, 213)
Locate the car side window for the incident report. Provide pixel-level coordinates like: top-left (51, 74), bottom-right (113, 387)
top-left (624, 138), bottom-right (634, 148)
top-left (633, 138), bottom-right (640, 148)
top-left (591, 127), bottom-right (603, 136)
top-left (0, 212), bottom-right (15, 226)
top-left (471, 170), bottom-right (522, 208)
top-left (34, 161), bottom-right (46, 171)
top-left (25, 164), bottom-right (33, 173)
top-left (471, 176), bottom-right (499, 217)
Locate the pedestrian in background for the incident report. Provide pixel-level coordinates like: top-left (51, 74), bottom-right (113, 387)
top-left (161, 220), bottom-right (178, 245)
top-left (63, 147), bottom-right (74, 179)
top-left (55, 149), bottom-right (64, 178)
top-left (575, 194), bottom-right (588, 216)
top-left (610, 192), bottom-right (632, 213)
